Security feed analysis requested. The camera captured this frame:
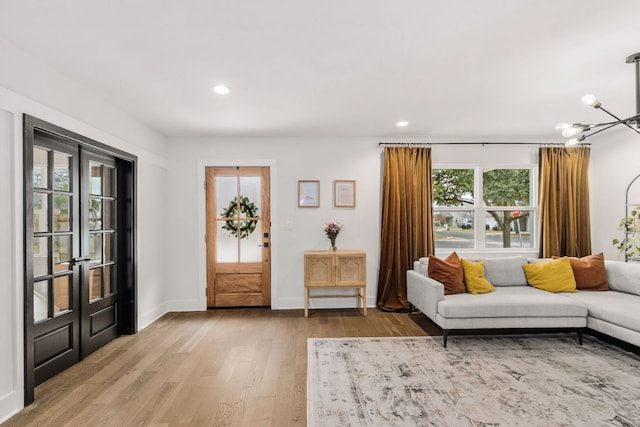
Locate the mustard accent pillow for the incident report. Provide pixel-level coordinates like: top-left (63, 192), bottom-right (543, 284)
top-left (522, 257), bottom-right (577, 293)
top-left (461, 259), bottom-right (495, 294)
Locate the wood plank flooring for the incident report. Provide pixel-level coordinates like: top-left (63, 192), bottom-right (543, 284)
top-left (5, 308), bottom-right (438, 427)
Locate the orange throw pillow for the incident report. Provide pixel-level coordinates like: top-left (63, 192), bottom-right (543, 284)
top-left (428, 252), bottom-right (465, 295)
top-left (566, 253), bottom-right (609, 291)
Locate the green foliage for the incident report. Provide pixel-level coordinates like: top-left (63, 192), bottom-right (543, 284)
top-left (432, 169), bottom-right (474, 206)
top-left (432, 168), bottom-right (531, 248)
top-left (612, 208), bottom-right (640, 259)
top-left (220, 195), bottom-right (259, 239)
top-left (483, 169), bottom-right (530, 206)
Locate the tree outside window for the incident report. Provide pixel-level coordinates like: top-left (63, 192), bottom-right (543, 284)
top-left (432, 168), bottom-right (535, 249)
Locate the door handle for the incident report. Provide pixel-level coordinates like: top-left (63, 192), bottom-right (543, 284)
top-left (257, 243), bottom-right (269, 248)
top-left (72, 256), bottom-right (91, 265)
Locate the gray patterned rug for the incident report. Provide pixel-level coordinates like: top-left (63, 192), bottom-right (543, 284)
top-left (307, 335), bottom-right (640, 426)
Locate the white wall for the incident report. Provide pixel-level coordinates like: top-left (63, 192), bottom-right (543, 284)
top-left (166, 137), bottom-right (383, 310)
top-left (0, 41), bottom-right (170, 421)
top-left (590, 128), bottom-right (640, 260)
top-left (165, 138), bottom-right (542, 311)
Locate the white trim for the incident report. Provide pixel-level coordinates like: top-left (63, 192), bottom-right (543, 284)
top-left (10, 110), bottom-right (24, 412)
top-left (0, 107), bottom-right (23, 425)
top-left (138, 302), bottom-right (169, 330)
top-left (196, 159), bottom-right (278, 309)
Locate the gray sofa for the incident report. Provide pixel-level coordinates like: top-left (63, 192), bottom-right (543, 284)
top-left (407, 256), bottom-right (640, 348)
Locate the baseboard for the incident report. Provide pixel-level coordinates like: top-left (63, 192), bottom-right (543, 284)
top-left (0, 391), bottom-right (21, 424)
top-left (138, 302), bottom-right (169, 330)
top-left (165, 298), bottom-right (206, 313)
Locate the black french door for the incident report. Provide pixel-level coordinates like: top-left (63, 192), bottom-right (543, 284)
top-left (23, 116), bottom-right (136, 405)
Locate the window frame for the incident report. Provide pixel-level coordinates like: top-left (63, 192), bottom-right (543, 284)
top-left (432, 164), bottom-right (538, 252)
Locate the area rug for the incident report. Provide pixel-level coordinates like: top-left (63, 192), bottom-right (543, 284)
top-left (307, 335), bottom-right (640, 426)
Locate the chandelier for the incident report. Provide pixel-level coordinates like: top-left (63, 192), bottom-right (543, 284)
top-left (556, 52), bottom-right (640, 147)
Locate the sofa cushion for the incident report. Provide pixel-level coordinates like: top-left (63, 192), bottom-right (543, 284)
top-left (604, 260), bottom-right (640, 296)
top-left (437, 286), bottom-right (587, 318)
top-left (478, 256), bottom-right (528, 287)
top-left (417, 257), bottom-right (429, 276)
top-left (554, 253), bottom-right (609, 291)
top-left (522, 257), bottom-right (577, 293)
top-left (461, 259), bottom-right (495, 295)
top-left (561, 291), bottom-right (640, 334)
top-left (428, 252), bottom-right (465, 295)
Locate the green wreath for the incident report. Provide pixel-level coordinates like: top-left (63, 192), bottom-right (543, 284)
top-left (221, 195), bottom-right (259, 239)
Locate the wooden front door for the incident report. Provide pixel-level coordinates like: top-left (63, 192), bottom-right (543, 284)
top-left (205, 166), bottom-right (271, 307)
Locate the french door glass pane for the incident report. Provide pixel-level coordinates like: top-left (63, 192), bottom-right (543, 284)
top-left (103, 165), bottom-right (115, 196)
top-left (216, 176), bottom-right (236, 217)
top-left (89, 198), bottom-right (102, 230)
top-left (104, 232), bottom-right (115, 262)
top-left (33, 237), bottom-right (49, 277)
top-left (33, 193), bottom-right (49, 233)
top-left (104, 265), bottom-right (113, 295)
top-left (53, 235), bottom-right (71, 272)
top-left (90, 162), bottom-right (103, 195)
top-left (53, 195), bottom-right (71, 231)
top-left (89, 233), bottom-right (103, 265)
top-left (53, 152), bottom-right (71, 191)
top-left (217, 220), bottom-right (238, 262)
top-left (103, 200), bottom-right (115, 229)
top-left (215, 174), bottom-right (264, 263)
top-left (33, 147), bottom-right (49, 189)
top-left (54, 275), bottom-right (71, 315)
top-left (240, 177), bottom-right (261, 217)
top-left (34, 280), bottom-right (49, 322)
top-left (240, 220), bottom-right (261, 262)
top-left (89, 268), bottom-right (102, 301)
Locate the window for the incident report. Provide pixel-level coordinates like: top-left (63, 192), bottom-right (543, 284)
top-left (432, 167), bottom-right (536, 250)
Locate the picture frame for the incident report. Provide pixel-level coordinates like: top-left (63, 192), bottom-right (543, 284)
top-left (298, 180), bottom-right (320, 208)
top-left (334, 180), bottom-right (356, 208)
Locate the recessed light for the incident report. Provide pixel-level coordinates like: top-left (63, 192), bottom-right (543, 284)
top-left (212, 84), bottom-right (231, 95)
top-left (396, 121), bottom-right (409, 127)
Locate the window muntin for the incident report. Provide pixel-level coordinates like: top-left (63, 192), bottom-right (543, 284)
top-left (433, 167), bottom-right (536, 250)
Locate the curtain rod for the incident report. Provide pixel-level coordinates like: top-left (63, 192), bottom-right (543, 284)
top-left (378, 142), bottom-right (590, 147)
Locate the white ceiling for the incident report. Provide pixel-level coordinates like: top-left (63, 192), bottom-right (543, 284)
top-left (1, 0), bottom-right (639, 139)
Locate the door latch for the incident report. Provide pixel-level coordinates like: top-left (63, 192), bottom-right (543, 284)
top-left (71, 256), bottom-right (91, 265)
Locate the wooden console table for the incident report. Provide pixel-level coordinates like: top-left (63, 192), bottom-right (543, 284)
top-left (304, 250), bottom-right (367, 317)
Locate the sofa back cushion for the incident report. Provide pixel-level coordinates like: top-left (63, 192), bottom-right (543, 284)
top-left (605, 260), bottom-right (640, 296)
top-left (417, 257), bottom-right (429, 276)
top-left (478, 256), bottom-right (528, 286)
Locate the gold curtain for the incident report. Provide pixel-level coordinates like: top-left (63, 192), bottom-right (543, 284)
top-left (377, 146), bottom-right (434, 311)
top-left (538, 146), bottom-right (591, 257)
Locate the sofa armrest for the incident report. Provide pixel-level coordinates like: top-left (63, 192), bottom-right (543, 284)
top-left (407, 270), bottom-right (445, 320)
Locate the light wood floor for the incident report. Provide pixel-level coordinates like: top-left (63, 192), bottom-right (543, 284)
top-left (5, 308), bottom-right (438, 427)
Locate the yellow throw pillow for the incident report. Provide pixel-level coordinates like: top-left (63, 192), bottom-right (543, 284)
top-left (522, 257), bottom-right (577, 293)
top-left (461, 259), bottom-right (496, 295)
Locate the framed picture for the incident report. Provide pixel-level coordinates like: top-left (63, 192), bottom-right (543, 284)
top-left (334, 180), bottom-right (356, 208)
top-left (298, 180), bottom-right (320, 208)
